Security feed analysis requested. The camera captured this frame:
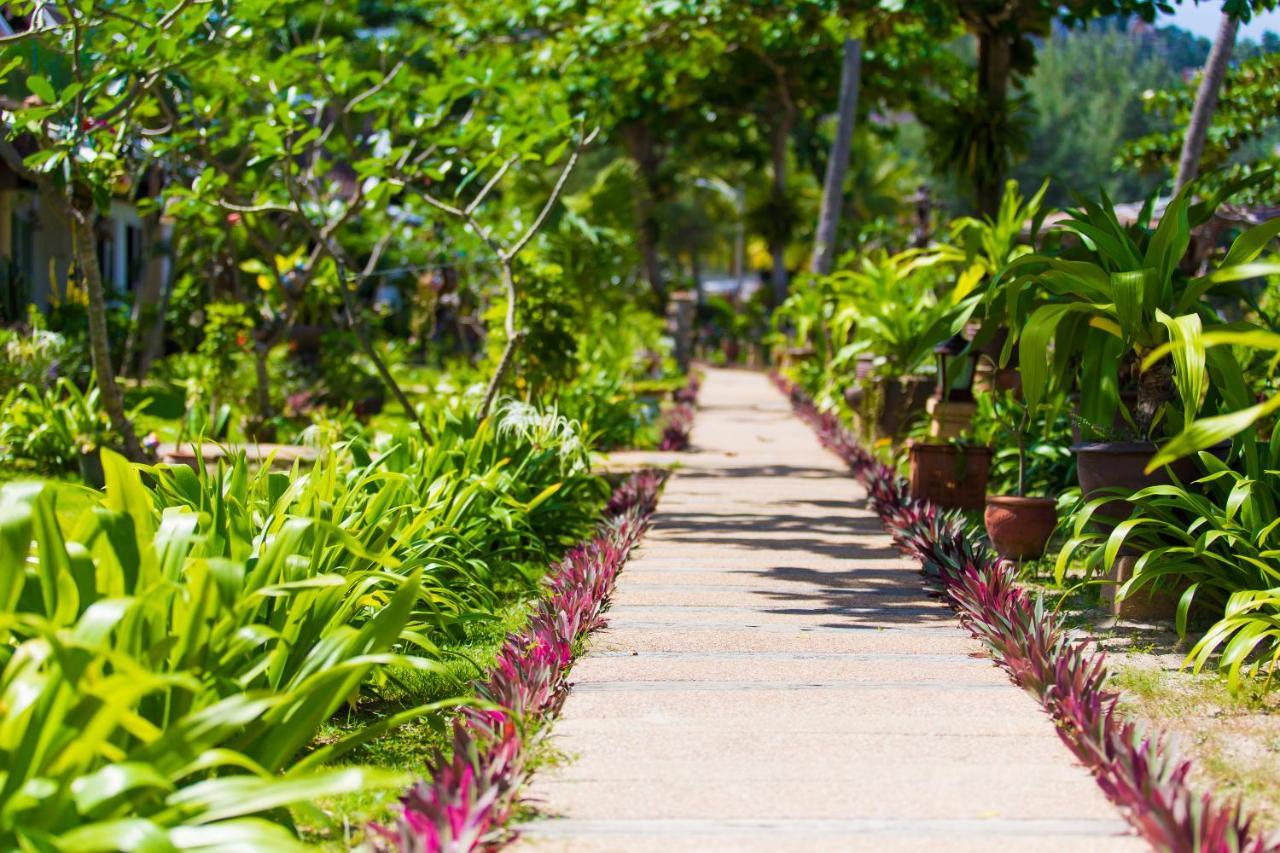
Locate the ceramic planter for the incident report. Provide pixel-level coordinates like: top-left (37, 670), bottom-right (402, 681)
top-left (984, 495), bottom-right (1057, 560)
top-left (908, 442), bottom-right (991, 511)
top-left (876, 376), bottom-right (933, 440)
top-left (1073, 441), bottom-right (1207, 524)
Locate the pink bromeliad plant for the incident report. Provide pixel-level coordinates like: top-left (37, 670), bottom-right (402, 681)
top-left (370, 471), bottom-right (663, 853)
top-left (774, 374), bottom-right (1275, 853)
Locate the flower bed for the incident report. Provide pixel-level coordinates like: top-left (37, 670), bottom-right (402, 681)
top-left (372, 470), bottom-right (664, 851)
top-left (776, 376), bottom-right (1276, 852)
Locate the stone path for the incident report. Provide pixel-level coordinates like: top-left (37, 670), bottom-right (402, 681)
top-left (521, 368), bottom-right (1143, 852)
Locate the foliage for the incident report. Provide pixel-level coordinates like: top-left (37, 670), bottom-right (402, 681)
top-left (972, 390), bottom-right (1075, 498)
top-left (1057, 430), bottom-right (1280, 689)
top-left (919, 88), bottom-right (1033, 211)
top-left (781, 375), bottom-right (1273, 851)
top-left (0, 392), bottom-right (608, 846)
top-left (1122, 52), bottom-right (1280, 204)
top-left (0, 378), bottom-right (131, 474)
top-left (998, 181), bottom-right (1280, 439)
top-left (371, 471), bottom-right (662, 851)
top-left (0, 322), bottom-right (86, 396)
top-left (1014, 24), bottom-right (1179, 207)
top-left (775, 247), bottom-right (976, 408)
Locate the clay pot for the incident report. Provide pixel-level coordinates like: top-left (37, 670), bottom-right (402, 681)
top-left (1074, 441), bottom-right (1211, 524)
top-left (908, 442), bottom-right (992, 511)
top-left (984, 496), bottom-right (1057, 560)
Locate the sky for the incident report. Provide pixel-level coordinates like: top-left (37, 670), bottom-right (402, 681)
top-left (1163, 3), bottom-right (1280, 40)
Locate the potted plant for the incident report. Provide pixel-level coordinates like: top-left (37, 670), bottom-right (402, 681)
top-left (830, 250), bottom-right (979, 441)
top-left (907, 437), bottom-right (992, 511)
top-left (979, 394), bottom-right (1068, 560)
top-left (996, 181), bottom-right (1277, 514)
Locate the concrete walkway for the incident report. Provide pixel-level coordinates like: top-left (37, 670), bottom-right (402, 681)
top-left (521, 368), bottom-right (1143, 852)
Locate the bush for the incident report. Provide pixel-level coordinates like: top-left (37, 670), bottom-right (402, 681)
top-left (0, 397), bottom-right (607, 846)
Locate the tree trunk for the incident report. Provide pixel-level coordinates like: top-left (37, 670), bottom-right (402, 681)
top-left (1174, 12), bottom-right (1239, 191)
top-left (975, 31), bottom-right (1012, 217)
top-left (70, 213), bottom-right (145, 461)
top-left (122, 173), bottom-right (170, 379)
top-left (769, 111), bottom-right (793, 307)
top-left (621, 121), bottom-right (666, 309)
top-left (810, 38), bottom-right (863, 276)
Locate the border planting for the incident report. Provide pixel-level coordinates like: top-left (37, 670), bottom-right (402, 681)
top-left (370, 470), bottom-right (664, 852)
top-left (774, 375), bottom-right (1277, 853)
top-left (658, 373), bottom-right (701, 451)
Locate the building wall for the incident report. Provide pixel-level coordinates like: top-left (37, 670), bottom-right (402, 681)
top-left (0, 186), bottom-right (142, 312)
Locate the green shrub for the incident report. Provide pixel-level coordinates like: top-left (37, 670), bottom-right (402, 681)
top-left (0, 395), bottom-right (606, 845)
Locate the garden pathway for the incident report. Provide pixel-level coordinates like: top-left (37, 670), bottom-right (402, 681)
top-left (520, 367), bottom-right (1143, 852)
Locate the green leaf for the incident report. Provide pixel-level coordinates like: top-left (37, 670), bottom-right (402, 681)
top-left (26, 76), bottom-right (56, 103)
top-left (72, 763), bottom-right (173, 815)
top-left (1221, 216), bottom-right (1280, 268)
top-left (1149, 395), bottom-right (1280, 472)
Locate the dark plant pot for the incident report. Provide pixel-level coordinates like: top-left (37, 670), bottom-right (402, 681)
top-left (843, 384), bottom-right (865, 409)
top-left (984, 495), bottom-right (1057, 560)
top-left (877, 376), bottom-right (933, 439)
top-left (78, 447), bottom-right (105, 489)
top-left (993, 367), bottom-right (1022, 395)
top-left (908, 442), bottom-right (992, 511)
top-left (1073, 441), bottom-right (1211, 524)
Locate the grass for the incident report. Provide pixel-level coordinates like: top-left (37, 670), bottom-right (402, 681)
top-left (1110, 661), bottom-right (1280, 832)
top-left (299, 597), bottom-right (537, 848)
top-left (1008, 543), bottom-right (1280, 833)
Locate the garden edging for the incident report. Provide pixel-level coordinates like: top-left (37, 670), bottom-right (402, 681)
top-left (370, 470), bottom-right (666, 852)
top-left (776, 375), bottom-right (1276, 853)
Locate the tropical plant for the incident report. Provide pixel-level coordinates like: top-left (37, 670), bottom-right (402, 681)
top-left (972, 389), bottom-right (1075, 498)
top-left (1056, 428), bottom-right (1280, 688)
top-left (0, 322), bottom-right (87, 395)
top-left (999, 180), bottom-right (1280, 441)
top-left (0, 378), bottom-right (135, 474)
top-left (0, 452), bottom-right (428, 847)
top-left (1140, 265), bottom-right (1280, 470)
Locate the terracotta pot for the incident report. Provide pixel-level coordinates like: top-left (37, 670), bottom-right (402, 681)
top-left (908, 443), bottom-right (992, 511)
top-left (984, 496), bottom-right (1057, 560)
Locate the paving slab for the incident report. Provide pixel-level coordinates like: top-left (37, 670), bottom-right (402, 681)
top-left (518, 367), bottom-right (1142, 852)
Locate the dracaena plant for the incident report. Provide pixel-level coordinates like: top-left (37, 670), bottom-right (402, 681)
top-left (999, 178), bottom-right (1280, 444)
